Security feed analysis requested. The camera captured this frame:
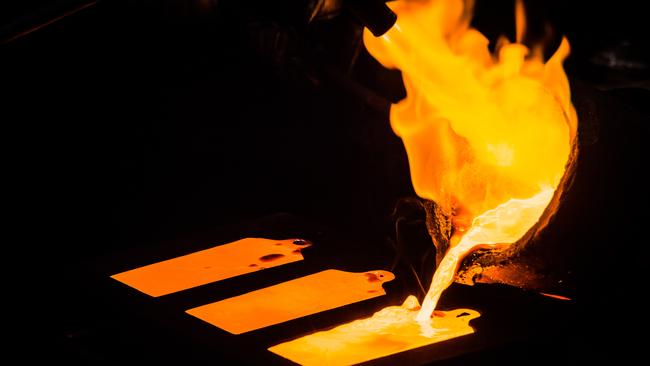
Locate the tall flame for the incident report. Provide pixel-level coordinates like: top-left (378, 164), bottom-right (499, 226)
top-left (364, 0), bottom-right (577, 319)
top-left (268, 3), bottom-right (578, 362)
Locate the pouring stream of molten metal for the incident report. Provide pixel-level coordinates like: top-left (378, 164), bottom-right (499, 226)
top-left (269, 2), bottom-right (577, 362)
top-left (416, 188), bottom-right (553, 321)
top-left (364, 0), bottom-right (577, 320)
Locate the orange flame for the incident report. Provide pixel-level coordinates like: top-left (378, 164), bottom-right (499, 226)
top-left (266, 3), bottom-right (576, 362)
top-left (364, 0), bottom-right (577, 319)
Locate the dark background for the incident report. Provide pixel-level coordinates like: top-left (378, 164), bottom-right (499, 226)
top-left (3, 0), bottom-right (648, 364)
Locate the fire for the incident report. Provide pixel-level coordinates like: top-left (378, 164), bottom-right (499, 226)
top-left (270, 1), bottom-right (577, 362)
top-left (364, 0), bottom-right (577, 319)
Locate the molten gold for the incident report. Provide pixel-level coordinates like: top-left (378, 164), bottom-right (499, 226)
top-left (269, 296), bottom-right (479, 366)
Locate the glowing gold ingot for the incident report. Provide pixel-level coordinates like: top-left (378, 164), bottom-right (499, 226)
top-left (269, 296), bottom-right (479, 366)
top-left (111, 238), bottom-right (310, 297)
top-left (187, 269), bottom-right (395, 334)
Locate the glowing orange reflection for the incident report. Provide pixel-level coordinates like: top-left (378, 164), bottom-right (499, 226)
top-left (187, 269), bottom-right (395, 334)
top-left (540, 292), bottom-right (572, 301)
top-left (111, 238), bottom-right (310, 297)
top-left (269, 296), bottom-right (479, 366)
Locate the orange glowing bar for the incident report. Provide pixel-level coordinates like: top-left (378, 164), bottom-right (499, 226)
top-left (186, 269), bottom-right (395, 334)
top-left (540, 292), bottom-right (572, 301)
top-left (269, 296), bottom-right (479, 366)
top-left (111, 238), bottom-right (310, 297)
